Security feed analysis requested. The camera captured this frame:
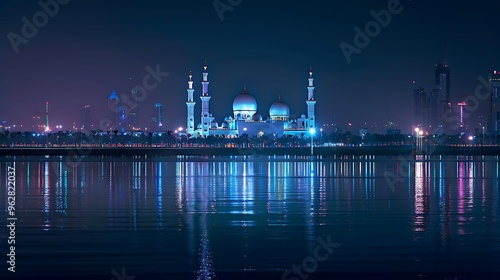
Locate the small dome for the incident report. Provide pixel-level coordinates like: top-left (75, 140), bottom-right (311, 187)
top-left (252, 113), bottom-right (262, 122)
top-left (301, 114), bottom-right (306, 118)
top-left (222, 121), bottom-right (229, 128)
top-left (197, 123), bottom-right (202, 129)
top-left (269, 99), bottom-right (290, 119)
top-left (210, 120), bottom-right (218, 128)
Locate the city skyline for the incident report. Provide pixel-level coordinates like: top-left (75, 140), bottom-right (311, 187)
top-left (2, 1), bottom-right (500, 134)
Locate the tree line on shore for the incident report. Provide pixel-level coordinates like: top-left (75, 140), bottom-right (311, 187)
top-left (0, 130), bottom-right (499, 147)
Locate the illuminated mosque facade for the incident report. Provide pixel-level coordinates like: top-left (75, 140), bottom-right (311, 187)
top-left (186, 62), bottom-right (317, 138)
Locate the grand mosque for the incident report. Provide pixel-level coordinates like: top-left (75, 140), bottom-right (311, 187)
top-left (186, 62), bottom-right (317, 138)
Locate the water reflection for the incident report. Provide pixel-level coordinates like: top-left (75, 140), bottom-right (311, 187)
top-left (1, 155), bottom-right (499, 277)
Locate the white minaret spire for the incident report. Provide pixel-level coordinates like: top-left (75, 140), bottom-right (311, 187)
top-left (200, 61), bottom-right (211, 137)
top-left (186, 69), bottom-right (196, 136)
top-left (306, 66), bottom-right (316, 130)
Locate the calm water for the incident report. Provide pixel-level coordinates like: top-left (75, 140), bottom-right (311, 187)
top-left (1, 155), bottom-right (500, 279)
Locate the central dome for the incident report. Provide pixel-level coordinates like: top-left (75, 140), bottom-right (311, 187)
top-left (233, 85), bottom-right (257, 117)
top-left (269, 98), bottom-right (290, 119)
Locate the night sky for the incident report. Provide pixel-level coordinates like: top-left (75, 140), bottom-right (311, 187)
top-left (2, 0), bottom-right (500, 134)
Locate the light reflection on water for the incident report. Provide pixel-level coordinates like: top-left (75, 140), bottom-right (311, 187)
top-left (0, 155), bottom-right (499, 279)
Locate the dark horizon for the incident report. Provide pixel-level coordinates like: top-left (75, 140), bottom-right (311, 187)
top-left (2, 0), bottom-right (500, 134)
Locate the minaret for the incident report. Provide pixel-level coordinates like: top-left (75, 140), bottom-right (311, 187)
top-left (306, 67), bottom-right (316, 130)
top-left (200, 61), bottom-right (211, 137)
top-left (186, 70), bottom-right (196, 136)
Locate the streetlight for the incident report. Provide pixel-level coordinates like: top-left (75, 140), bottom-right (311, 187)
top-left (482, 126), bottom-right (485, 146)
top-left (414, 128), bottom-right (420, 150)
top-left (309, 127), bottom-right (316, 156)
top-left (320, 128), bottom-right (323, 146)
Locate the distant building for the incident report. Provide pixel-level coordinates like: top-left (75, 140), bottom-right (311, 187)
top-left (435, 62), bottom-right (451, 106)
top-left (155, 103), bottom-right (163, 129)
top-left (128, 111), bottom-right (138, 129)
top-left (107, 90), bottom-right (120, 131)
top-left (386, 121), bottom-right (401, 135)
top-left (434, 62), bottom-right (451, 132)
top-left (81, 105), bottom-right (92, 132)
top-left (413, 86), bottom-right (439, 131)
top-left (489, 70), bottom-right (500, 133)
top-left (32, 114), bottom-right (44, 132)
top-left (456, 102), bottom-right (467, 132)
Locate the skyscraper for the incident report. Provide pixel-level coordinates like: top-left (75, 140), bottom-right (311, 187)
top-left (413, 86), bottom-right (426, 129)
top-left (155, 103), bottom-right (163, 129)
top-left (489, 70), bottom-right (500, 132)
top-left (435, 62), bottom-right (451, 131)
top-left (107, 90), bottom-right (120, 131)
top-left (435, 62), bottom-right (451, 105)
top-left (413, 85), bottom-right (439, 131)
top-left (81, 105), bottom-right (92, 132)
top-left (456, 102), bottom-right (467, 132)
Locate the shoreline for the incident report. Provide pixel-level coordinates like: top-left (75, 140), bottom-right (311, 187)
top-left (0, 146), bottom-right (499, 156)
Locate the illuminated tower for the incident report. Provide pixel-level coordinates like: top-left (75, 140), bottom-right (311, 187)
top-left (45, 101), bottom-right (49, 131)
top-left (306, 67), bottom-right (316, 130)
top-left (200, 62), bottom-right (211, 137)
top-left (155, 103), bottom-right (163, 128)
top-left (489, 70), bottom-right (500, 132)
top-left (186, 70), bottom-right (196, 136)
top-left (108, 90), bottom-right (120, 130)
top-left (457, 102), bottom-right (466, 132)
